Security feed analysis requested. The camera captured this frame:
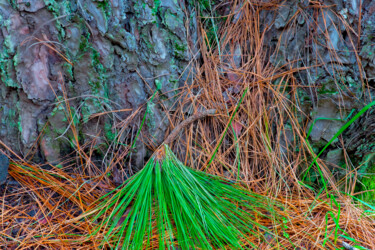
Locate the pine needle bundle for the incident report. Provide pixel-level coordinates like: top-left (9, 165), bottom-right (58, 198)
top-left (86, 110), bottom-right (282, 249)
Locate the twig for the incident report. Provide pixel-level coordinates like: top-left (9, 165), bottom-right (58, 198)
top-left (163, 109), bottom-right (216, 145)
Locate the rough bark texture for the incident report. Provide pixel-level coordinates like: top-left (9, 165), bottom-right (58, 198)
top-left (0, 0), bottom-right (197, 167)
top-left (258, 0), bottom-right (375, 198)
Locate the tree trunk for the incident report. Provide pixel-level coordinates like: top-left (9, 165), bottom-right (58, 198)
top-left (0, 0), bottom-right (197, 168)
top-left (1, 0), bottom-right (375, 189)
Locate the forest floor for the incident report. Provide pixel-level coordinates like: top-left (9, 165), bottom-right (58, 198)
top-left (1, 1), bottom-right (375, 249)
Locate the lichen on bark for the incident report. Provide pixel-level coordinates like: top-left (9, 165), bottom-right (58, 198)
top-left (0, 0), bottom-right (197, 168)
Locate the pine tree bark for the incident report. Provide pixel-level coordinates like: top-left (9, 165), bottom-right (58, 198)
top-left (0, 0), bottom-right (197, 167)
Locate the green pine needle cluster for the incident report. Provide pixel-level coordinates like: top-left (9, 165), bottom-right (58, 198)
top-left (88, 145), bottom-right (281, 249)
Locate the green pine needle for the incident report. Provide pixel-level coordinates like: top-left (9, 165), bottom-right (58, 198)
top-left (87, 145), bottom-right (281, 249)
